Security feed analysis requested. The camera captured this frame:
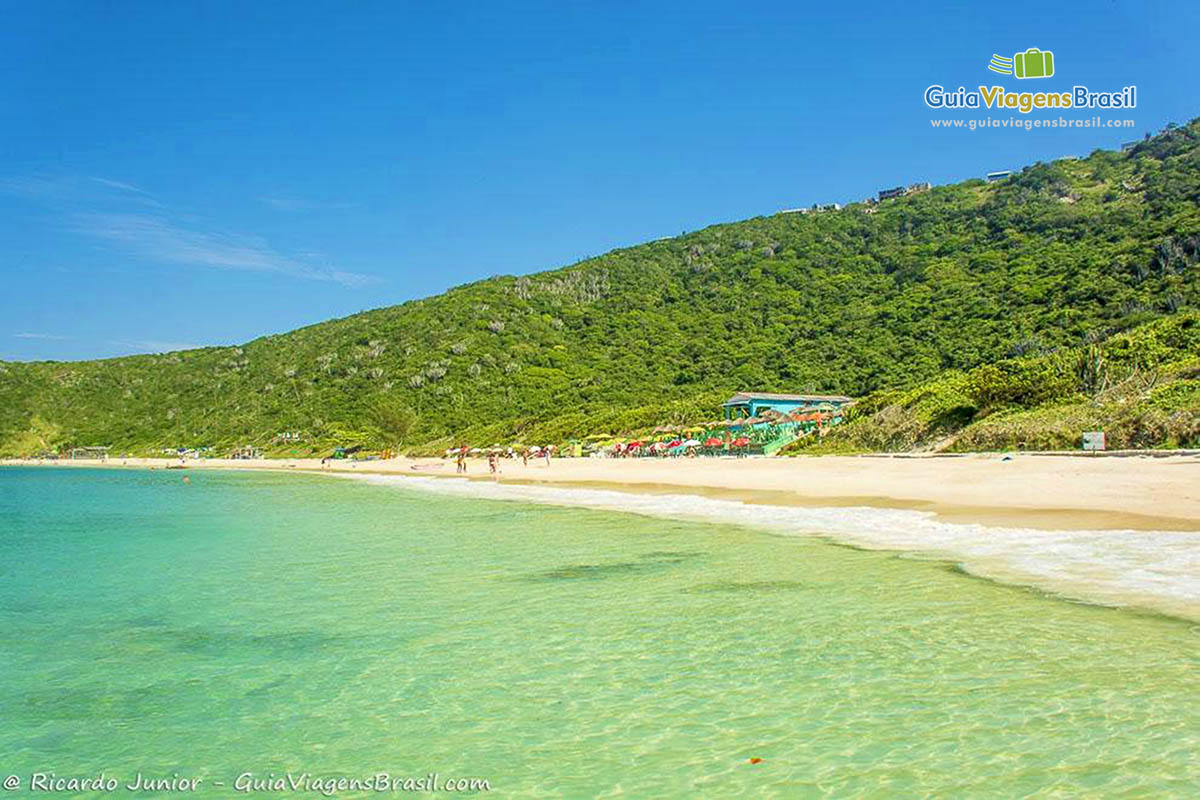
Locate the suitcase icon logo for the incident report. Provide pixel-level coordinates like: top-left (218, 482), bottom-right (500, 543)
top-left (988, 48), bottom-right (1055, 79)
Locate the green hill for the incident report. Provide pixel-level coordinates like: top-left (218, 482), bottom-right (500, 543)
top-left (784, 311), bottom-right (1200, 455)
top-left (2, 120), bottom-right (1199, 457)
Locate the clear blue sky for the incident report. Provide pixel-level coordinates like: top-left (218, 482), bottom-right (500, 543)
top-left (2, 0), bottom-right (1196, 361)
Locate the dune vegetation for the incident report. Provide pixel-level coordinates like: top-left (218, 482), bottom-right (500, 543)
top-left (784, 312), bottom-right (1200, 454)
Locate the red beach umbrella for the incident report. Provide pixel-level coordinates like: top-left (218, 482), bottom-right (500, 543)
top-left (704, 437), bottom-right (723, 446)
top-left (731, 437), bottom-right (751, 447)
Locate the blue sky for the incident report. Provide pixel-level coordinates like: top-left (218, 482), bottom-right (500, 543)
top-left (2, 0), bottom-right (1196, 361)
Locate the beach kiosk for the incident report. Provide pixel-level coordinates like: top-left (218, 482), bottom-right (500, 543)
top-left (721, 392), bottom-right (852, 420)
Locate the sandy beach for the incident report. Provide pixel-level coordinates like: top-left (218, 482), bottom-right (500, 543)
top-left (7, 452), bottom-right (1200, 531)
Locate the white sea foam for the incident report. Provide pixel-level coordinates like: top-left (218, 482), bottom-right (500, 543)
top-left (345, 473), bottom-right (1200, 622)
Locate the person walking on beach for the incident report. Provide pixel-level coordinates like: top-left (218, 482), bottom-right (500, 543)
top-left (488, 452), bottom-right (497, 475)
top-left (456, 449), bottom-right (467, 474)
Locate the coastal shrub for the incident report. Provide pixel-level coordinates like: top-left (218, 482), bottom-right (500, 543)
top-left (0, 414), bottom-right (64, 458)
top-left (793, 313), bottom-right (1200, 454)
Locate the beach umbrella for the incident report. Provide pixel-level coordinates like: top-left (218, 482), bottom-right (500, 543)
top-left (667, 439), bottom-right (682, 448)
top-left (704, 437), bottom-right (723, 446)
top-left (627, 441), bottom-right (643, 448)
top-left (682, 439), bottom-right (701, 447)
top-left (731, 437), bottom-right (751, 447)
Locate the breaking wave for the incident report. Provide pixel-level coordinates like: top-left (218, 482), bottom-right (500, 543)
top-left (345, 473), bottom-right (1200, 622)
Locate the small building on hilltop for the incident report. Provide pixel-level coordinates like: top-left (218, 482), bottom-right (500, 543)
top-left (722, 392), bottom-right (852, 420)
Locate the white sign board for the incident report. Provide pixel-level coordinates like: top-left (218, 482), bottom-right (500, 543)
top-left (1082, 431), bottom-right (1105, 452)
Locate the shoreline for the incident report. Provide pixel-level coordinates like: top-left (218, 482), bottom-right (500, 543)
top-left (6, 451), bottom-right (1199, 532)
top-left (7, 453), bottom-right (1200, 621)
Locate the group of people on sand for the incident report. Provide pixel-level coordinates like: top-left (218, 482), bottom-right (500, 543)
top-left (453, 446), bottom-right (552, 475)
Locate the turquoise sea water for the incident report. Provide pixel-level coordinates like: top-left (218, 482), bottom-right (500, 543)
top-left (0, 467), bottom-right (1197, 797)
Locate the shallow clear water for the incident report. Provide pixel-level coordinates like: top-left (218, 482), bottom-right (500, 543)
top-left (0, 467), bottom-right (1197, 797)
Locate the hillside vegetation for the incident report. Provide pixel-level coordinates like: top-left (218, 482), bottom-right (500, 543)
top-left (2, 120), bottom-right (1199, 457)
top-left (784, 312), bottom-right (1200, 455)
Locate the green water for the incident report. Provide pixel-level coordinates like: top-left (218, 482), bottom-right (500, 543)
top-left (0, 467), bottom-right (1197, 797)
